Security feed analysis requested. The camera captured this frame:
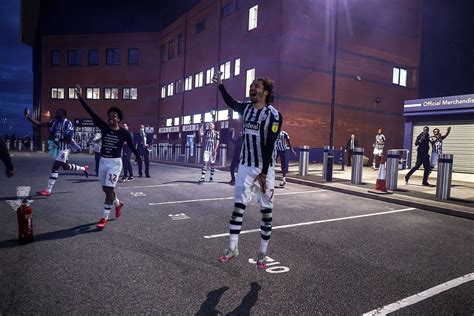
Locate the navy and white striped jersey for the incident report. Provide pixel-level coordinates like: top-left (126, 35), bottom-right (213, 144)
top-left (48, 118), bottom-right (74, 151)
top-left (218, 85), bottom-right (282, 174)
top-left (204, 130), bottom-right (220, 152)
top-left (275, 131), bottom-right (290, 152)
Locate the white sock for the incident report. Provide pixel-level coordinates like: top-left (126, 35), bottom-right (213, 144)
top-left (113, 195), bottom-right (120, 207)
top-left (229, 234), bottom-right (239, 250)
top-left (102, 203), bottom-right (112, 220)
top-left (46, 172), bottom-right (59, 192)
top-left (259, 239), bottom-right (269, 254)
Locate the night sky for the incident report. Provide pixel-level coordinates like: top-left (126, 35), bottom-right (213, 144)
top-left (0, 0), bottom-right (472, 140)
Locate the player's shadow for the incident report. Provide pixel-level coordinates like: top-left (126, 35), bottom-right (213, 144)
top-left (0, 221), bottom-right (108, 249)
top-left (195, 286), bottom-right (229, 316)
top-left (226, 282), bottom-right (261, 316)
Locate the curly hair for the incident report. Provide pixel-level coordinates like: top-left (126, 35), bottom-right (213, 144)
top-left (107, 106), bottom-right (123, 121)
top-left (255, 77), bottom-right (275, 104)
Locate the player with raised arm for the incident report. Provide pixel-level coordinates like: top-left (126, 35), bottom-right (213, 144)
top-left (75, 85), bottom-right (141, 229)
top-left (213, 72), bottom-right (282, 270)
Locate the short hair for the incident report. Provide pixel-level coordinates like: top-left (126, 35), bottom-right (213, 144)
top-left (255, 77), bottom-right (275, 104)
top-left (56, 108), bottom-right (67, 117)
top-left (107, 106), bottom-right (123, 121)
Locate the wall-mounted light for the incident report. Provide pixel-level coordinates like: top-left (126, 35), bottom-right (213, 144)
top-left (356, 75), bottom-right (362, 81)
top-left (45, 110), bottom-right (51, 116)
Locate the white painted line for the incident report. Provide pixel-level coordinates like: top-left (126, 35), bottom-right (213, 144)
top-left (16, 186), bottom-right (31, 199)
top-left (203, 207), bottom-right (416, 238)
top-left (363, 272), bottom-right (474, 315)
top-left (117, 182), bottom-right (215, 190)
top-left (148, 190), bottom-right (327, 206)
top-left (6, 200), bottom-right (22, 211)
top-left (404, 103), bottom-right (422, 108)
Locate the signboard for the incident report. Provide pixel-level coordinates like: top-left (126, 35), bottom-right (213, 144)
top-left (182, 124), bottom-right (199, 132)
top-left (404, 94), bottom-right (474, 115)
top-left (74, 119), bottom-right (95, 127)
top-left (158, 126), bottom-right (179, 133)
top-left (145, 127), bottom-right (154, 133)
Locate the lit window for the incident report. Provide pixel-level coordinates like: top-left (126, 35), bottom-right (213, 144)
top-left (161, 86), bottom-right (167, 98)
top-left (217, 109), bottom-right (229, 121)
top-left (105, 88), bottom-right (119, 100)
top-left (393, 67), bottom-right (407, 87)
top-left (86, 88), bottom-right (100, 99)
top-left (123, 88), bottom-right (138, 100)
top-left (195, 72), bottom-right (204, 88)
top-left (206, 67), bottom-right (215, 84)
top-left (168, 83), bottom-right (174, 96)
top-left (183, 115), bottom-right (192, 125)
top-left (232, 110), bottom-right (240, 119)
top-left (185, 76), bottom-right (193, 91)
top-left (166, 118), bottom-right (172, 127)
top-left (193, 114), bottom-right (202, 123)
top-left (234, 58), bottom-right (240, 76)
top-left (174, 117), bottom-right (180, 126)
top-left (68, 88), bottom-right (78, 99)
top-left (220, 61), bottom-right (231, 80)
top-left (51, 88), bottom-right (65, 99)
top-left (246, 68), bottom-right (255, 97)
top-left (248, 5), bottom-right (258, 30)
top-left (204, 112), bottom-right (213, 122)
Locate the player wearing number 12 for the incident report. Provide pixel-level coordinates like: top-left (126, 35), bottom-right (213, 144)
top-left (75, 85), bottom-right (141, 229)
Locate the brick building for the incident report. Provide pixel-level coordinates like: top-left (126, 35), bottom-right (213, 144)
top-left (21, 0), bottom-right (422, 155)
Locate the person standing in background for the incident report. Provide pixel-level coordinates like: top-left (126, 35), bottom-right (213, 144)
top-left (135, 124), bottom-right (151, 178)
top-left (121, 122), bottom-right (135, 182)
top-left (372, 128), bottom-right (386, 169)
top-left (229, 128), bottom-right (243, 185)
top-left (345, 134), bottom-right (359, 167)
top-left (91, 132), bottom-right (102, 176)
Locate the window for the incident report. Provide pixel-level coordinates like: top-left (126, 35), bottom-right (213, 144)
top-left (105, 88), bottom-right (119, 100)
top-left (128, 48), bottom-right (139, 64)
top-left (86, 88), bottom-right (100, 100)
top-left (174, 117), bottom-right (180, 126)
top-left (206, 67), bottom-right (215, 84)
top-left (68, 49), bottom-right (81, 66)
top-left (106, 48), bottom-right (120, 65)
top-left (161, 43), bottom-right (167, 62)
top-left (123, 88), bottom-right (138, 100)
top-left (220, 61), bottom-right (231, 80)
top-left (68, 88), bottom-right (78, 99)
top-left (196, 20), bottom-right (205, 34)
top-left (217, 109), bottom-right (229, 121)
top-left (161, 86), bottom-right (167, 98)
top-left (248, 5), bottom-right (258, 30)
top-left (204, 112), bottom-right (213, 122)
top-left (175, 80), bottom-right (182, 94)
top-left (195, 72), bottom-right (204, 88)
top-left (222, 3), bottom-right (233, 17)
top-left (168, 40), bottom-right (175, 59)
top-left (185, 76), bottom-right (193, 91)
top-left (178, 33), bottom-right (185, 55)
top-left (232, 110), bottom-right (240, 119)
top-left (51, 88), bottom-right (64, 99)
top-left (51, 50), bottom-right (61, 66)
top-left (88, 49), bottom-right (99, 65)
top-left (393, 67), bottom-right (407, 87)
top-left (246, 68), bottom-right (255, 97)
top-left (236, 0), bottom-right (243, 10)
top-left (183, 115), bottom-right (192, 125)
top-left (166, 118), bottom-right (173, 127)
top-left (234, 58), bottom-right (241, 76)
top-left (167, 83), bottom-right (174, 96)
top-left (193, 114), bottom-right (202, 124)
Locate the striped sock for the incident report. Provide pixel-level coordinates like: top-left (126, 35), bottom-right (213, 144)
top-left (68, 164), bottom-right (85, 171)
top-left (259, 208), bottom-right (273, 253)
top-left (46, 171), bottom-right (59, 192)
top-left (210, 164), bottom-right (215, 178)
top-left (201, 166), bottom-right (206, 179)
top-left (102, 203), bottom-right (113, 220)
top-left (229, 203), bottom-right (246, 250)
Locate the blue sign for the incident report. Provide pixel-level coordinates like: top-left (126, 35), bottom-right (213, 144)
top-left (404, 94), bottom-right (474, 115)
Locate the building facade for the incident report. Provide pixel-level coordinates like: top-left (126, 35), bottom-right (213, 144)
top-left (22, 0), bottom-right (423, 156)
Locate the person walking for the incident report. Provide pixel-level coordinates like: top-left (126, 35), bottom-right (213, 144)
top-left (229, 128), bottom-right (243, 185)
top-left (121, 122), bottom-right (135, 182)
top-left (275, 130), bottom-right (296, 187)
top-left (372, 129), bottom-right (386, 169)
top-left (90, 132), bottom-right (102, 176)
top-left (405, 126), bottom-right (432, 186)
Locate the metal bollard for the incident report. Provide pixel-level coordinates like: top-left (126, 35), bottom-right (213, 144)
top-left (298, 145), bottom-right (310, 176)
top-left (339, 147), bottom-right (345, 171)
top-left (220, 144), bottom-right (227, 167)
top-left (6, 140), bottom-right (10, 150)
top-left (351, 147), bottom-right (364, 184)
top-left (323, 146), bottom-right (334, 182)
top-left (185, 144), bottom-right (191, 163)
top-left (30, 142), bottom-right (34, 151)
top-left (167, 144), bottom-right (173, 161)
top-left (152, 144), bottom-right (157, 160)
top-left (174, 144), bottom-right (181, 162)
top-left (386, 149), bottom-right (399, 191)
top-left (18, 142), bottom-right (23, 151)
top-left (196, 144), bottom-right (202, 164)
top-left (436, 154), bottom-right (453, 200)
top-left (41, 141), bottom-right (46, 152)
top-left (158, 144), bottom-right (163, 160)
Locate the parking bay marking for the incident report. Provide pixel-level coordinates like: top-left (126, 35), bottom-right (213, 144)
top-left (148, 189), bottom-right (327, 206)
top-left (249, 256), bottom-right (290, 274)
top-left (130, 192), bottom-right (147, 197)
top-left (203, 208), bottom-right (416, 238)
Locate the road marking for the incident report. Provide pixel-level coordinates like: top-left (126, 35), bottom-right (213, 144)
top-left (148, 190), bottom-right (327, 206)
top-left (6, 186), bottom-right (33, 211)
top-left (203, 207), bottom-right (416, 238)
top-left (130, 192), bottom-right (147, 197)
top-left (117, 183), bottom-right (211, 189)
top-left (168, 213), bottom-right (190, 220)
top-left (248, 256), bottom-right (290, 274)
top-left (363, 272), bottom-right (474, 315)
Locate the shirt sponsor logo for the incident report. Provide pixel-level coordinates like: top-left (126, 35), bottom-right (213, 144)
top-left (245, 121), bottom-right (260, 136)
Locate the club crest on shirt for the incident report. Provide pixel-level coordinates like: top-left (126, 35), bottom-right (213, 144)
top-left (271, 122), bottom-right (279, 133)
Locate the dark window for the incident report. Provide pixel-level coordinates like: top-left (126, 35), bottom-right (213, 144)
top-left (106, 48), bottom-right (121, 65)
top-left (236, 0), bottom-right (243, 10)
top-left (51, 50), bottom-right (61, 66)
top-left (178, 33), bottom-right (184, 55)
top-left (222, 3), bottom-right (233, 17)
top-left (161, 43), bottom-right (167, 62)
top-left (196, 20), bottom-right (205, 34)
top-left (88, 49), bottom-right (99, 65)
top-left (175, 80), bottom-right (182, 94)
top-left (68, 49), bottom-right (81, 66)
top-left (128, 48), bottom-right (139, 64)
top-left (168, 40), bottom-right (175, 59)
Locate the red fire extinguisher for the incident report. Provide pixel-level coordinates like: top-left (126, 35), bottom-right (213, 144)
top-left (17, 199), bottom-right (34, 244)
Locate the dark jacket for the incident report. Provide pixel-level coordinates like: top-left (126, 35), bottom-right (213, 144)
top-left (134, 131), bottom-right (153, 155)
top-left (415, 132), bottom-right (430, 155)
top-left (346, 138), bottom-right (359, 150)
top-left (0, 138), bottom-right (14, 171)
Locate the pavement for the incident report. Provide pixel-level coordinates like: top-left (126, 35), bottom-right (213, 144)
top-left (1, 152), bottom-right (473, 314)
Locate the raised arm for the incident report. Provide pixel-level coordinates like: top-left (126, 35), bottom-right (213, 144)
top-left (442, 127), bottom-right (451, 139)
top-left (24, 108), bottom-right (48, 127)
top-left (75, 85), bottom-right (107, 130)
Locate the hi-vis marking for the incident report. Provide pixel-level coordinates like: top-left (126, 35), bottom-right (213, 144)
top-left (248, 256), bottom-right (290, 274)
top-left (130, 192), bottom-right (146, 197)
top-left (169, 213), bottom-right (190, 220)
top-left (6, 186), bottom-right (33, 211)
